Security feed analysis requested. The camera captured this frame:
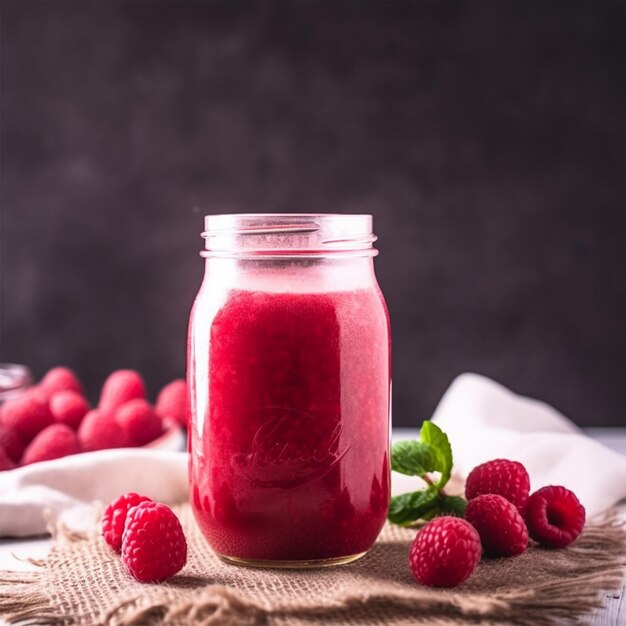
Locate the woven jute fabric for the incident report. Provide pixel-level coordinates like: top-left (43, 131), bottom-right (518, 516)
top-left (1, 503), bottom-right (625, 626)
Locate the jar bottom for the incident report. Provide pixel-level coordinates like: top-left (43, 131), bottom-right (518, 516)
top-left (217, 550), bottom-right (368, 569)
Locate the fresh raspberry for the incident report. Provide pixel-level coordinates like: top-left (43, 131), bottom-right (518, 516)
top-left (102, 492), bottom-right (153, 552)
top-left (121, 501), bottom-right (187, 583)
top-left (0, 421), bottom-right (26, 463)
top-left (465, 458), bottom-right (530, 513)
top-left (1, 390), bottom-right (54, 442)
top-left (155, 379), bottom-right (188, 428)
top-left (0, 446), bottom-right (17, 471)
top-left (78, 409), bottom-right (129, 451)
top-left (99, 370), bottom-right (146, 415)
top-left (115, 399), bottom-right (162, 447)
top-left (22, 423), bottom-right (80, 465)
top-left (409, 516), bottom-right (481, 587)
top-left (39, 366), bottom-right (83, 398)
top-left (50, 390), bottom-right (91, 429)
top-left (525, 485), bottom-right (586, 548)
top-left (465, 494), bottom-right (528, 557)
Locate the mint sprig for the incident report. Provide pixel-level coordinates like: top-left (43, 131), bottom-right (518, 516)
top-left (390, 440), bottom-right (440, 478)
top-left (420, 421), bottom-right (453, 488)
top-left (387, 421), bottom-right (466, 526)
top-left (387, 487), bottom-right (439, 525)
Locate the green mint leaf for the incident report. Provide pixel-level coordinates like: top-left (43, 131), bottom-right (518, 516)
top-left (387, 421), bottom-right (457, 527)
top-left (419, 421), bottom-right (453, 488)
top-left (438, 495), bottom-right (467, 518)
top-left (415, 496), bottom-right (468, 522)
top-left (420, 506), bottom-right (443, 522)
top-left (387, 487), bottom-right (440, 526)
top-left (390, 440), bottom-right (439, 477)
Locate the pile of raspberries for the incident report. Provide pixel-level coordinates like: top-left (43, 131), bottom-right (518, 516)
top-left (410, 459), bottom-right (586, 587)
top-left (0, 366), bottom-right (187, 470)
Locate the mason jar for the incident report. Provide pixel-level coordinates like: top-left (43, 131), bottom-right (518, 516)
top-left (188, 214), bottom-right (391, 568)
top-left (0, 363), bottom-right (33, 405)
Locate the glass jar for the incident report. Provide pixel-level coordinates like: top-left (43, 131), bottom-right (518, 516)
top-left (188, 214), bottom-right (391, 568)
top-left (0, 363), bottom-right (33, 405)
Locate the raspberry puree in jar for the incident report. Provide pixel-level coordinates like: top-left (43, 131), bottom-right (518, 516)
top-left (188, 214), bottom-right (391, 567)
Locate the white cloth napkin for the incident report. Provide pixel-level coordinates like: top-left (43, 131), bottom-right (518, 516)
top-left (430, 373), bottom-right (626, 517)
top-left (0, 373), bottom-right (624, 536)
top-left (0, 449), bottom-right (188, 536)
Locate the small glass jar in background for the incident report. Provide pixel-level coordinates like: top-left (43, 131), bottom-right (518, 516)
top-left (0, 363), bottom-right (33, 405)
top-left (188, 214), bottom-right (391, 568)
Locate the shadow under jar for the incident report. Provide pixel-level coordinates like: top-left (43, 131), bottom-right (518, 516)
top-left (188, 214), bottom-right (391, 568)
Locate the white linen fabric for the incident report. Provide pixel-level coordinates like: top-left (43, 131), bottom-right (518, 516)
top-left (0, 449), bottom-right (188, 536)
top-left (0, 373), bottom-right (624, 536)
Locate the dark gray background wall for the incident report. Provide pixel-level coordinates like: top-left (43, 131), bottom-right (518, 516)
top-left (1, 1), bottom-right (624, 427)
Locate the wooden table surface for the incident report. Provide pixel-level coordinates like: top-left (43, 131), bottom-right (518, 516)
top-left (1, 427), bottom-right (624, 625)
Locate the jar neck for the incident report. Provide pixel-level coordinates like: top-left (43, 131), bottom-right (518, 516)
top-left (202, 256), bottom-right (378, 294)
top-left (201, 214), bottom-right (377, 260)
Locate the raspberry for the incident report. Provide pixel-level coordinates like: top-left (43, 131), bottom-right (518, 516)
top-left (99, 370), bottom-right (146, 415)
top-left (0, 446), bottom-right (17, 471)
top-left (115, 399), bottom-right (162, 447)
top-left (409, 516), bottom-right (481, 587)
top-left (0, 421), bottom-right (26, 463)
top-left (22, 423), bottom-right (80, 465)
top-left (121, 501), bottom-right (187, 583)
top-left (78, 409), bottom-right (129, 451)
top-left (155, 379), bottom-right (188, 428)
top-left (465, 494), bottom-right (528, 557)
top-left (39, 367), bottom-right (83, 398)
top-left (465, 459), bottom-right (530, 513)
top-left (50, 390), bottom-right (91, 430)
top-left (2, 390), bottom-right (54, 442)
top-left (525, 485), bottom-right (585, 548)
top-left (102, 492), bottom-right (153, 552)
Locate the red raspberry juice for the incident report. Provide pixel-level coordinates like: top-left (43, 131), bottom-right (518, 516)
top-left (189, 285), bottom-right (390, 564)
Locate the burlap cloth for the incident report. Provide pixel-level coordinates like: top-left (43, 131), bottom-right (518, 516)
top-left (1, 503), bottom-right (625, 626)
